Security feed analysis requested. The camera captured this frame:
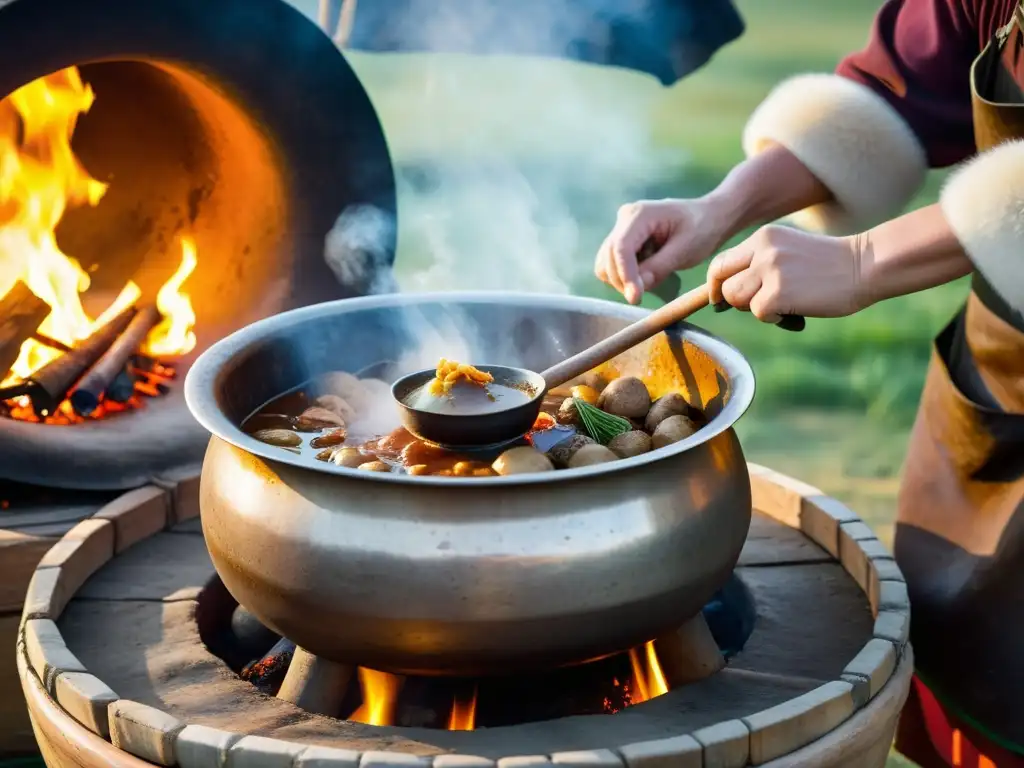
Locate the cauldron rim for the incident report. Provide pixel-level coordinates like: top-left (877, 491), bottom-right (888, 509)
top-left (184, 290), bottom-right (756, 487)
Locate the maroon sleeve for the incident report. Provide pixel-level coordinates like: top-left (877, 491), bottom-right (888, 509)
top-left (836, 0), bottom-right (979, 168)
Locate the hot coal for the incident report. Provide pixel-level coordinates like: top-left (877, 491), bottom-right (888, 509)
top-left (241, 637), bottom-right (295, 695)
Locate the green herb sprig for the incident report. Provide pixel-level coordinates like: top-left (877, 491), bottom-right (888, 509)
top-left (573, 398), bottom-right (631, 445)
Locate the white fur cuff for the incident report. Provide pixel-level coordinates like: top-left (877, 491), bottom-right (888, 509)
top-left (743, 74), bottom-right (927, 235)
top-left (941, 140), bottom-right (1024, 313)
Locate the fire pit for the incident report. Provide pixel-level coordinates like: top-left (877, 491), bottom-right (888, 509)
top-left (17, 464), bottom-right (912, 767)
top-left (0, 0), bottom-right (396, 490)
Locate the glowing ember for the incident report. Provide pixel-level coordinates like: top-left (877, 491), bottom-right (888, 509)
top-left (0, 66), bottom-right (198, 420)
top-left (447, 687), bottom-right (478, 731)
top-left (349, 668), bottom-right (403, 726)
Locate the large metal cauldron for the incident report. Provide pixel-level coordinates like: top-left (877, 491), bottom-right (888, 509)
top-left (185, 292), bottom-right (754, 676)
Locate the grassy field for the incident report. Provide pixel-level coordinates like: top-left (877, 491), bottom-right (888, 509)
top-left (342, 4), bottom-right (956, 764)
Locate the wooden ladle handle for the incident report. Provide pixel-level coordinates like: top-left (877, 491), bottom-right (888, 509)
top-left (540, 285), bottom-right (805, 390)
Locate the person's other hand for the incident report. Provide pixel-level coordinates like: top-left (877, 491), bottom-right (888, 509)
top-left (595, 198), bottom-right (731, 304)
top-left (706, 225), bottom-right (867, 322)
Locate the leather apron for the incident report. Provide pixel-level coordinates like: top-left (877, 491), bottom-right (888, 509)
top-left (894, 5), bottom-right (1024, 765)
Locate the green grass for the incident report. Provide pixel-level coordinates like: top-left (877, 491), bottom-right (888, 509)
top-left (342, 5), bottom-right (956, 763)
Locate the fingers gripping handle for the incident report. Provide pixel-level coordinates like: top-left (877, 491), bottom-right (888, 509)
top-left (638, 238), bottom-right (804, 333)
top-left (710, 300), bottom-right (806, 332)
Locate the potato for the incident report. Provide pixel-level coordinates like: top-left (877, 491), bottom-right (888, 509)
top-left (568, 444), bottom-right (619, 468)
top-left (598, 377), bottom-right (651, 419)
top-left (546, 433), bottom-right (595, 467)
top-left (492, 446), bottom-right (555, 475)
top-left (314, 394), bottom-right (356, 423)
top-left (332, 447), bottom-right (367, 468)
top-left (644, 393), bottom-right (690, 433)
top-left (652, 414), bottom-right (700, 449)
top-left (251, 428), bottom-right (301, 447)
top-left (358, 460), bottom-right (392, 473)
top-left (607, 430), bottom-right (653, 459)
top-left (310, 428), bottom-right (348, 448)
top-left (556, 397), bottom-right (581, 427)
top-left (294, 406), bottom-right (346, 431)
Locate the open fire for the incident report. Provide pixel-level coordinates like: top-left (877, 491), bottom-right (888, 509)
top-left (0, 67), bottom-right (197, 423)
top-left (242, 639), bottom-right (672, 731)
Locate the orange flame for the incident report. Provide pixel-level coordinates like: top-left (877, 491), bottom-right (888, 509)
top-left (0, 66), bottom-right (197, 389)
top-left (349, 668), bottom-right (403, 726)
top-left (447, 687), bottom-right (478, 731)
top-left (628, 641), bottom-right (669, 703)
top-left (141, 236), bottom-right (197, 357)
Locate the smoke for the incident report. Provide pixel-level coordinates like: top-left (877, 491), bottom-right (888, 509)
top-left (319, 0), bottom-right (690, 299)
top-left (313, 0), bottom-right (691, 403)
top-left (324, 204), bottom-right (398, 295)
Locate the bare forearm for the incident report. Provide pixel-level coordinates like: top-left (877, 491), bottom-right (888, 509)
top-left (856, 204), bottom-right (973, 307)
top-left (703, 144), bottom-right (834, 238)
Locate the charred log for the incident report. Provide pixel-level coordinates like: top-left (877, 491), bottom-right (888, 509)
top-left (26, 306), bottom-right (136, 417)
top-left (69, 306), bottom-right (159, 416)
top-left (0, 282), bottom-right (50, 379)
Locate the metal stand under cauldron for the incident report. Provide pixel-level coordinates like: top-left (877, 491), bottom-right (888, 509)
top-left (17, 465), bottom-right (911, 768)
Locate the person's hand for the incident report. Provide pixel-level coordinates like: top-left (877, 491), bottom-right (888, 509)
top-left (706, 225), bottom-right (868, 322)
top-left (595, 198), bottom-right (732, 304)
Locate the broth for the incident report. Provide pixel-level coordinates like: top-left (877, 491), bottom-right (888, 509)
top-left (240, 367), bottom-right (706, 478)
top-left (404, 379), bottom-right (535, 416)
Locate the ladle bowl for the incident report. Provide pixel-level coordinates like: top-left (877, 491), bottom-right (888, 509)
top-left (394, 285), bottom-right (803, 447)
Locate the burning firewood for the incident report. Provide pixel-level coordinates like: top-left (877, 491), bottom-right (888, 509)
top-left (69, 306), bottom-right (160, 417)
top-left (16, 306), bottom-right (136, 418)
top-left (0, 281), bottom-right (50, 380)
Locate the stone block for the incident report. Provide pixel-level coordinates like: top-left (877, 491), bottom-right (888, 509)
top-left (176, 724), bottom-right (242, 768)
top-left (21, 567), bottom-right (65, 622)
top-left (54, 671), bottom-right (118, 738)
top-left (838, 521), bottom-right (875, 542)
top-left (868, 559), bottom-right (905, 615)
top-left (743, 680), bottom-right (856, 765)
top-left (837, 527), bottom-right (893, 594)
top-left (32, 518), bottom-right (116, 614)
top-left (23, 618), bottom-right (86, 693)
top-left (692, 719), bottom-right (750, 768)
top-left (496, 758), bottom-right (551, 768)
top-left (154, 466), bottom-right (202, 524)
top-left (874, 610), bottom-right (911, 647)
top-left (0, 529), bottom-right (57, 613)
top-left (95, 486), bottom-right (171, 553)
top-left (551, 750), bottom-right (624, 767)
top-left (800, 495), bottom-right (860, 558)
top-left (362, 754), bottom-right (432, 768)
top-left (227, 735), bottom-right (307, 767)
top-left (432, 757), bottom-right (496, 768)
top-left (874, 581), bottom-right (910, 615)
top-left (109, 699), bottom-right (185, 766)
top-left (297, 745), bottom-right (363, 767)
top-left (841, 673), bottom-right (871, 710)
top-left (620, 735), bottom-right (703, 768)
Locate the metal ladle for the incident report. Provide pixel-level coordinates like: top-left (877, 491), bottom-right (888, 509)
top-left (391, 286), bottom-right (803, 448)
